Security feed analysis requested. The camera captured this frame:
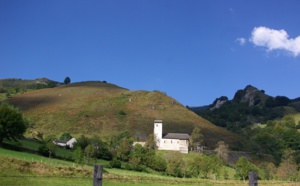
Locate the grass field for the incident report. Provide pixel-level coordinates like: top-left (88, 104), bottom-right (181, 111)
top-left (1, 147), bottom-right (298, 186)
top-left (0, 174), bottom-right (296, 186)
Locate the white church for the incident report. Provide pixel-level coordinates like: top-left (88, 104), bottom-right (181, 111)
top-left (154, 120), bottom-right (189, 153)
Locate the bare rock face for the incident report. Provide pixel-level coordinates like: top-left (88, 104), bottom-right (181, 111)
top-left (242, 85), bottom-right (259, 106)
top-left (210, 96), bottom-right (228, 110)
top-left (233, 85), bottom-right (268, 107)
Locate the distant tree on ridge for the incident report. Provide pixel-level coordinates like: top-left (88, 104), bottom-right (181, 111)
top-left (64, 77), bottom-right (71, 84)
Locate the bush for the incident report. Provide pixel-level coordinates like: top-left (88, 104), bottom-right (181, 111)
top-left (110, 158), bottom-right (121, 168)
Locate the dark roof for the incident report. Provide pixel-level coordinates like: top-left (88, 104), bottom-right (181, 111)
top-left (54, 140), bottom-right (67, 144)
top-left (162, 133), bottom-right (190, 140)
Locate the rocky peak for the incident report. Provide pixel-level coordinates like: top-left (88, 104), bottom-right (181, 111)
top-left (244, 85), bottom-right (259, 93)
top-left (233, 85), bottom-right (267, 106)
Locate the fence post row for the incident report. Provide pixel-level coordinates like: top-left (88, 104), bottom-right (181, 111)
top-left (93, 165), bottom-right (103, 186)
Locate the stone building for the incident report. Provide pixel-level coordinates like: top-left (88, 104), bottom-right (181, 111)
top-left (154, 120), bottom-right (189, 153)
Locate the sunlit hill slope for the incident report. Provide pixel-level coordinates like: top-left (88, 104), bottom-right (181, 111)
top-left (8, 81), bottom-right (244, 149)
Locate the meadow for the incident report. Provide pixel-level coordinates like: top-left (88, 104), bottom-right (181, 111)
top-left (0, 147), bottom-right (297, 186)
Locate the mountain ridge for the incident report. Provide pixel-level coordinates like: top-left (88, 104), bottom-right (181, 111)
top-left (191, 85), bottom-right (300, 112)
top-left (191, 85), bottom-right (300, 132)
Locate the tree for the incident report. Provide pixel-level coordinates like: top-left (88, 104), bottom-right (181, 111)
top-left (64, 77), bottom-right (71, 84)
top-left (108, 130), bottom-right (131, 157)
top-left (265, 97), bottom-right (276, 108)
top-left (89, 136), bottom-right (111, 160)
top-left (0, 106), bottom-right (26, 146)
top-left (116, 137), bottom-right (131, 161)
top-left (275, 96), bottom-right (290, 107)
top-left (259, 162), bottom-right (276, 180)
top-left (277, 150), bottom-right (298, 181)
top-left (190, 155), bottom-right (203, 178)
top-left (84, 145), bottom-right (97, 165)
top-left (130, 144), bottom-right (166, 172)
top-left (235, 156), bottom-right (257, 181)
top-left (129, 144), bottom-right (144, 170)
top-left (38, 135), bottom-right (57, 158)
top-left (210, 155), bottom-right (223, 179)
top-left (190, 154), bottom-right (219, 179)
top-left (165, 151), bottom-right (185, 177)
top-left (189, 126), bottom-right (203, 152)
top-left (266, 162), bottom-right (277, 180)
top-left (59, 132), bottom-right (72, 141)
top-left (145, 134), bottom-right (157, 149)
top-left (74, 135), bottom-right (90, 150)
top-left (149, 154), bottom-right (167, 172)
top-left (214, 141), bottom-right (229, 162)
top-left (73, 146), bottom-right (84, 165)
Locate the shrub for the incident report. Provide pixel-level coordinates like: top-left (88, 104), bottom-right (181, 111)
top-left (110, 158), bottom-right (121, 168)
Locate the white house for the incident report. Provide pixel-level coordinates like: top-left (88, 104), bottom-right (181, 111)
top-left (154, 120), bottom-right (189, 153)
top-left (66, 138), bottom-right (77, 148)
top-left (54, 137), bottom-right (77, 149)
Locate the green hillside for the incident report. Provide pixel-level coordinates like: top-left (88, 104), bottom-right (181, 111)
top-left (0, 78), bottom-right (61, 101)
top-left (7, 81), bottom-right (243, 149)
top-left (0, 78), bottom-right (61, 89)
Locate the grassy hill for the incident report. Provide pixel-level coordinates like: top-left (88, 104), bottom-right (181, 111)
top-left (0, 78), bottom-right (61, 89)
top-left (0, 78), bottom-right (61, 101)
top-left (7, 81), bottom-right (244, 149)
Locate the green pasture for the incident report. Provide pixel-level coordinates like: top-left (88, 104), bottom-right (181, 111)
top-left (0, 175), bottom-right (295, 186)
top-left (0, 147), bottom-right (75, 167)
top-left (0, 147), bottom-right (297, 186)
top-left (3, 138), bottom-right (74, 159)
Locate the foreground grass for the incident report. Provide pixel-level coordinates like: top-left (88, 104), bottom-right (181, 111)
top-left (0, 147), bottom-right (297, 186)
top-left (1, 176), bottom-right (296, 186)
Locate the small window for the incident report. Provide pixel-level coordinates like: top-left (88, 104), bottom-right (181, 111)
top-left (156, 124), bottom-right (158, 127)
top-left (164, 140), bottom-right (165, 143)
top-left (177, 141), bottom-right (179, 144)
top-left (171, 140), bottom-right (172, 143)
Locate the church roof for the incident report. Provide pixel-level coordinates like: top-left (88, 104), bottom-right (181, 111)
top-left (162, 133), bottom-right (190, 140)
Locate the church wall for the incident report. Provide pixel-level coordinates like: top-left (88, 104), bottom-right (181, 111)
top-left (153, 120), bottom-right (189, 153)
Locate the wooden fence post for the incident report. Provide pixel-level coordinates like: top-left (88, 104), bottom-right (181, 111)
top-left (93, 165), bottom-right (103, 186)
top-left (249, 171), bottom-right (258, 186)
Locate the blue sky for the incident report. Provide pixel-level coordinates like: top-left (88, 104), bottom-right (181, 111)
top-left (1, 0), bottom-right (300, 106)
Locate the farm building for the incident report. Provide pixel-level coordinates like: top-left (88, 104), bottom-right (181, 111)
top-left (54, 137), bottom-right (77, 149)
